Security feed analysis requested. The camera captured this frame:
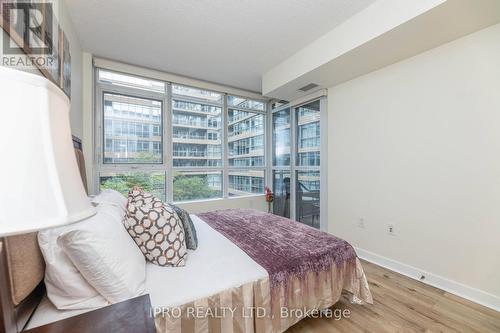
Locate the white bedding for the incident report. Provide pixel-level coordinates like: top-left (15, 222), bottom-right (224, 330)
top-left (26, 215), bottom-right (267, 329)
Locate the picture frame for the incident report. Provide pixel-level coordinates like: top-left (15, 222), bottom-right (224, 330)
top-left (0, 0), bottom-right (69, 98)
top-left (0, 0), bottom-right (29, 55)
top-left (41, 1), bottom-right (60, 86)
top-left (60, 29), bottom-right (71, 98)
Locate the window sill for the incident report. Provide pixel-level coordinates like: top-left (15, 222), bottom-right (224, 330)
top-left (173, 194), bottom-right (264, 205)
top-left (228, 194), bottom-right (265, 200)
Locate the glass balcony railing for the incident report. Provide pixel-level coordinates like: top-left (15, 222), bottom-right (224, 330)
top-left (173, 151), bottom-right (207, 157)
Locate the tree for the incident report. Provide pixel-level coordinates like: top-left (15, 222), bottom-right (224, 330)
top-left (100, 173), bottom-right (166, 200)
top-left (173, 175), bottom-right (220, 201)
top-left (100, 173), bottom-right (220, 202)
top-left (133, 151), bottom-right (160, 163)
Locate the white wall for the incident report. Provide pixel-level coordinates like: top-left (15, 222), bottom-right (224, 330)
top-left (328, 23), bottom-right (500, 306)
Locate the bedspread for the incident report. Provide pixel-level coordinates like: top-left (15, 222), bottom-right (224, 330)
top-left (156, 210), bottom-right (372, 333)
top-left (198, 209), bottom-right (360, 302)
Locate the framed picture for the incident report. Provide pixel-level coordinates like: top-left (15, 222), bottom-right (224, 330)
top-left (0, 0), bottom-right (29, 55)
top-left (60, 30), bottom-right (71, 98)
top-left (41, 1), bottom-right (60, 85)
top-left (0, 0), bottom-right (67, 95)
top-left (28, 0), bottom-right (44, 54)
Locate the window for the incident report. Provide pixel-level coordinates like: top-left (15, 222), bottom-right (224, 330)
top-left (228, 110), bottom-right (264, 167)
top-left (96, 70), bottom-right (267, 202)
top-left (271, 98), bottom-right (324, 229)
top-left (228, 170), bottom-right (265, 197)
top-left (227, 96), bottom-right (266, 196)
top-left (296, 100), bottom-right (320, 167)
top-left (228, 95), bottom-right (265, 111)
top-left (272, 108), bottom-right (290, 166)
top-left (171, 85), bottom-right (224, 201)
top-left (173, 171), bottom-right (222, 202)
top-left (172, 84), bottom-right (223, 103)
top-left (102, 93), bottom-right (163, 164)
top-left (295, 100), bottom-right (322, 229)
top-left (99, 171), bottom-right (167, 201)
top-left (296, 170), bottom-right (320, 228)
top-left (99, 69), bottom-right (165, 93)
top-left (273, 170), bottom-right (290, 218)
top-left (172, 84), bottom-right (223, 169)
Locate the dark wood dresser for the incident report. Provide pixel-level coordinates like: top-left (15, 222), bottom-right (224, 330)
top-left (23, 295), bottom-right (156, 333)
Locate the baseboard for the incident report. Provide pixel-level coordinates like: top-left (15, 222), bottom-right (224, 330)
top-left (355, 247), bottom-right (500, 312)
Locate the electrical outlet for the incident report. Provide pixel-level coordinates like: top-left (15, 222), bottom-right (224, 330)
top-left (357, 218), bottom-right (366, 229)
top-left (387, 224), bottom-right (395, 236)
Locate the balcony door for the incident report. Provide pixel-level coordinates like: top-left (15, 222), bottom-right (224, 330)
top-left (271, 97), bottom-right (327, 230)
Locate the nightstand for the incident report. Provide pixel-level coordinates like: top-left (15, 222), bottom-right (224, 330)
top-left (24, 295), bottom-right (156, 333)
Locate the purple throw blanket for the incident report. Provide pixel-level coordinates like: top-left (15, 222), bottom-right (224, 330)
top-left (197, 209), bottom-right (357, 296)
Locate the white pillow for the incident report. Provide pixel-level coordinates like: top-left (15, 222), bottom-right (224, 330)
top-left (59, 226), bottom-right (146, 303)
top-left (38, 208), bottom-right (110, 309)
top-left (38, 204), bottom-right (143, 309)
top-left (91, 189), bottom-right (127, 209)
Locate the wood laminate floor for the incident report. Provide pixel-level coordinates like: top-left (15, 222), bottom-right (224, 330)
top-left (286, 260), bottom-right (500, 333)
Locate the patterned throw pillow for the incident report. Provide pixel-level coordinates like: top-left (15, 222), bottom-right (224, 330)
top-left (170, 204), bottom-right (198, 250)
top-left (124, 189), bottom-right (187, 267)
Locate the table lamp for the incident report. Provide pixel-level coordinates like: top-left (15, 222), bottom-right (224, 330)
top-left (0, 66), bottom-right (96, 236)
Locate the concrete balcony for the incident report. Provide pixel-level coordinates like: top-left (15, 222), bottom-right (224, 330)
top-left (172, 107), bottom-right (221, 116)
top-left (297, 146), bottom-right (320, 153)
top-left (172, 122), bottom-right (211, 130)
top-left (105, 135), bottom-right (162, 141)
top-left (228, 130), bottom-right (263, 142)
top-left (172, 156), bottom-right (210, 160)
top-left (228, 149), bottom-right (264, 159)
top-left (172, 137), bottom-right (221, 145)
top-left (103, 151), bottom-right (161, 159)
top-left (172, 153), bottom-right (221, 159)
top-left (227, 113), bottom-right (256, 126)
top-left (104, 115), bottom-right (162, 125)
top-left (228, 170), bottom-right (264, 178)
top-left (297, 114), bottom-right (320, 125)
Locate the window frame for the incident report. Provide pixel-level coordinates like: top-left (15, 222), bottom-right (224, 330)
top-left (269, 96), bottom-right (328, 230)
top-left (226, 93), bottom-right (267, 198)
top-left (100, 91), bottom-right (165, 165)
top-left (94, 68), bottom-right (269, 203)
top-left (170, 83), bottom-right (225, 202)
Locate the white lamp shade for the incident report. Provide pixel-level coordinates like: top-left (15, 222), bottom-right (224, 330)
top-left (0, 66), bottom-right (96, 236)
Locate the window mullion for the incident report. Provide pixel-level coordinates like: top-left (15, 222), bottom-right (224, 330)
top-left (290, 105), bottom-right (297, 221)
top-left (165, 83), bottom-right (173, 203)
top-left (223, 94), bottom-right (229, 199)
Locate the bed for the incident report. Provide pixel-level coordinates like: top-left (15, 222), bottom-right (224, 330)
top-left (26, 215), bottom-right (268, 330)
top-left (0, 140), bottom-right (372, 333)
top-left (12, 213), bottom-right (372, 333)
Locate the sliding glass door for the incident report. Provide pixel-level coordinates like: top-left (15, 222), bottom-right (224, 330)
top-left (271, 98), bottom-right (326, 230)
top-left (272, 108), bottom-right (291, 218)
top-left (295, 101), bottom-right (321, 228)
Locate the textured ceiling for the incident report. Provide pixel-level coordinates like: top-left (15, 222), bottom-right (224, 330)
top-left (65, 0), bottom-right (375, 92)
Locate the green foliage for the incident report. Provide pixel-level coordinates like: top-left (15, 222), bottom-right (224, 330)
top-left (173, 175), bottom-right (221, 201)
top-left (133, 152), bottom-right (161, 163)
top-left (100, 173), bottom-right (221, 202)
top-left (100, 173), bottom-right (166, 200)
